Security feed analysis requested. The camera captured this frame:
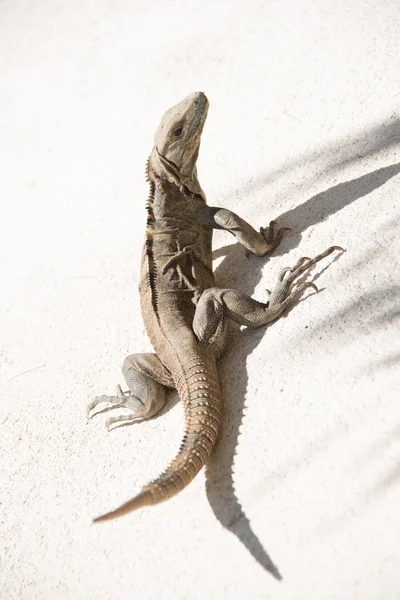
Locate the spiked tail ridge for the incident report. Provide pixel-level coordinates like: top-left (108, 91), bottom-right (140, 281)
top-left (141, 354), bottom-right (222, 504)
top-left (93, 354), bottom-right (222, 522)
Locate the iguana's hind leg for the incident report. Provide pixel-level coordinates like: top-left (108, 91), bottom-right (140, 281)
top-left (193, 246), bottom-right (343, 342)
top-left (87, 353), bottom-right (174, 430)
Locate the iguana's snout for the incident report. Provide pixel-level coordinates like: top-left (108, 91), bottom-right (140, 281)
top-left (154, 91), bottom-right (209, 178)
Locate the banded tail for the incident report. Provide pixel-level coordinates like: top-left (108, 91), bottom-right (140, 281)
top-left (93, 355), bottom-right (222, 522)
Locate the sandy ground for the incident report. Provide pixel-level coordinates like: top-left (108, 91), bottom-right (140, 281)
top-left (1, 1), bottom-right (399, 598)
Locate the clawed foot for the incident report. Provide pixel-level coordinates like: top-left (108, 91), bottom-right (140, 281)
top-left (246, 220), bottom-right (291, 258)
top-left (261, 220), bottom-right (291, 248)
top-left (87, 386), bottom-right (147, 431)
top-left (269, 245), bottom-right (344, 306)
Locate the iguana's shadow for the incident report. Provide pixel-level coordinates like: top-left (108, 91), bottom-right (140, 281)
top-left (205, 160), bottom-right (400, 579)
top-left (205, 242), bottom-right (286, 580)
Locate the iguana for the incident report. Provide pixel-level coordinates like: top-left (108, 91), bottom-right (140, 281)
top-left (88, 91), bottom-right (342, 522)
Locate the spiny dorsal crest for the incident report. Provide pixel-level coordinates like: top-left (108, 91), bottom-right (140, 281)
top-left (144, 158), bottom-right (158, 314)
top-left (145, 157), bottom-right (155, 224)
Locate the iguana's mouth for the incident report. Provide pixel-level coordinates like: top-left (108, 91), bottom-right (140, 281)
top-left (157, 150), bottom-right (180, 175)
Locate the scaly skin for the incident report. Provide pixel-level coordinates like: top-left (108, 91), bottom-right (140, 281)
top-left (88, 92), bottom-right (343, 521)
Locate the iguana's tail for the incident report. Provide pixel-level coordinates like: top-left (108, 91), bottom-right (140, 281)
top-left (93, 354), bottom-right (222, 522)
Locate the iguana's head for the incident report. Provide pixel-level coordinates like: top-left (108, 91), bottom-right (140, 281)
top-left (152, 92), bottom-right (209, 194)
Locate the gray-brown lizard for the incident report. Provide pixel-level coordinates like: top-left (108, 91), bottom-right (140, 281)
top-left (87, 92), bottom-right (342, 522)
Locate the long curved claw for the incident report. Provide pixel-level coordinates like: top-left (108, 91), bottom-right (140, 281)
top-left (260, 220), bottom-right (291, 248)
top-left (291, 256), bottom-right (311, 271)
top-left (106, 414), bottom-right (142, 431)
top-left (87, 395), bottom-right (116, 419)
top-left (278, 260), bottom-right (308, 282)
top-left (286, 246), bottom-right (344, 283)
top-left (279, 267), bottom-right (292, 280)
top-left (302, 282), bottom-right (319, 294)
top-left (272, 226), bottom-right (291, 246)
top-left (289, 281), bottom-right (319, 303)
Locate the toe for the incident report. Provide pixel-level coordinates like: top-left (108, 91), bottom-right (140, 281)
top-left (115, 384), bottom-right (125, 398)
top-left (87, 395), bottom-right (108, 418)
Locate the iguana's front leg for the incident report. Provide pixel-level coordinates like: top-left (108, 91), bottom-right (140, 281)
top-left (193, 247), bottom-right (343, 343)
top-left (87, 353), bottom-right (174, 430)
top-left (210, 207), bottom-right (290, 256)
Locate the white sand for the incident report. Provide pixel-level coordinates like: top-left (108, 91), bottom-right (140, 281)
top-left (1, 1), bottom-right (399, 598)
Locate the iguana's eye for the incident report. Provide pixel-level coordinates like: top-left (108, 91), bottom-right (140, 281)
top-left (173, 126), bottom-right (183, 137)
